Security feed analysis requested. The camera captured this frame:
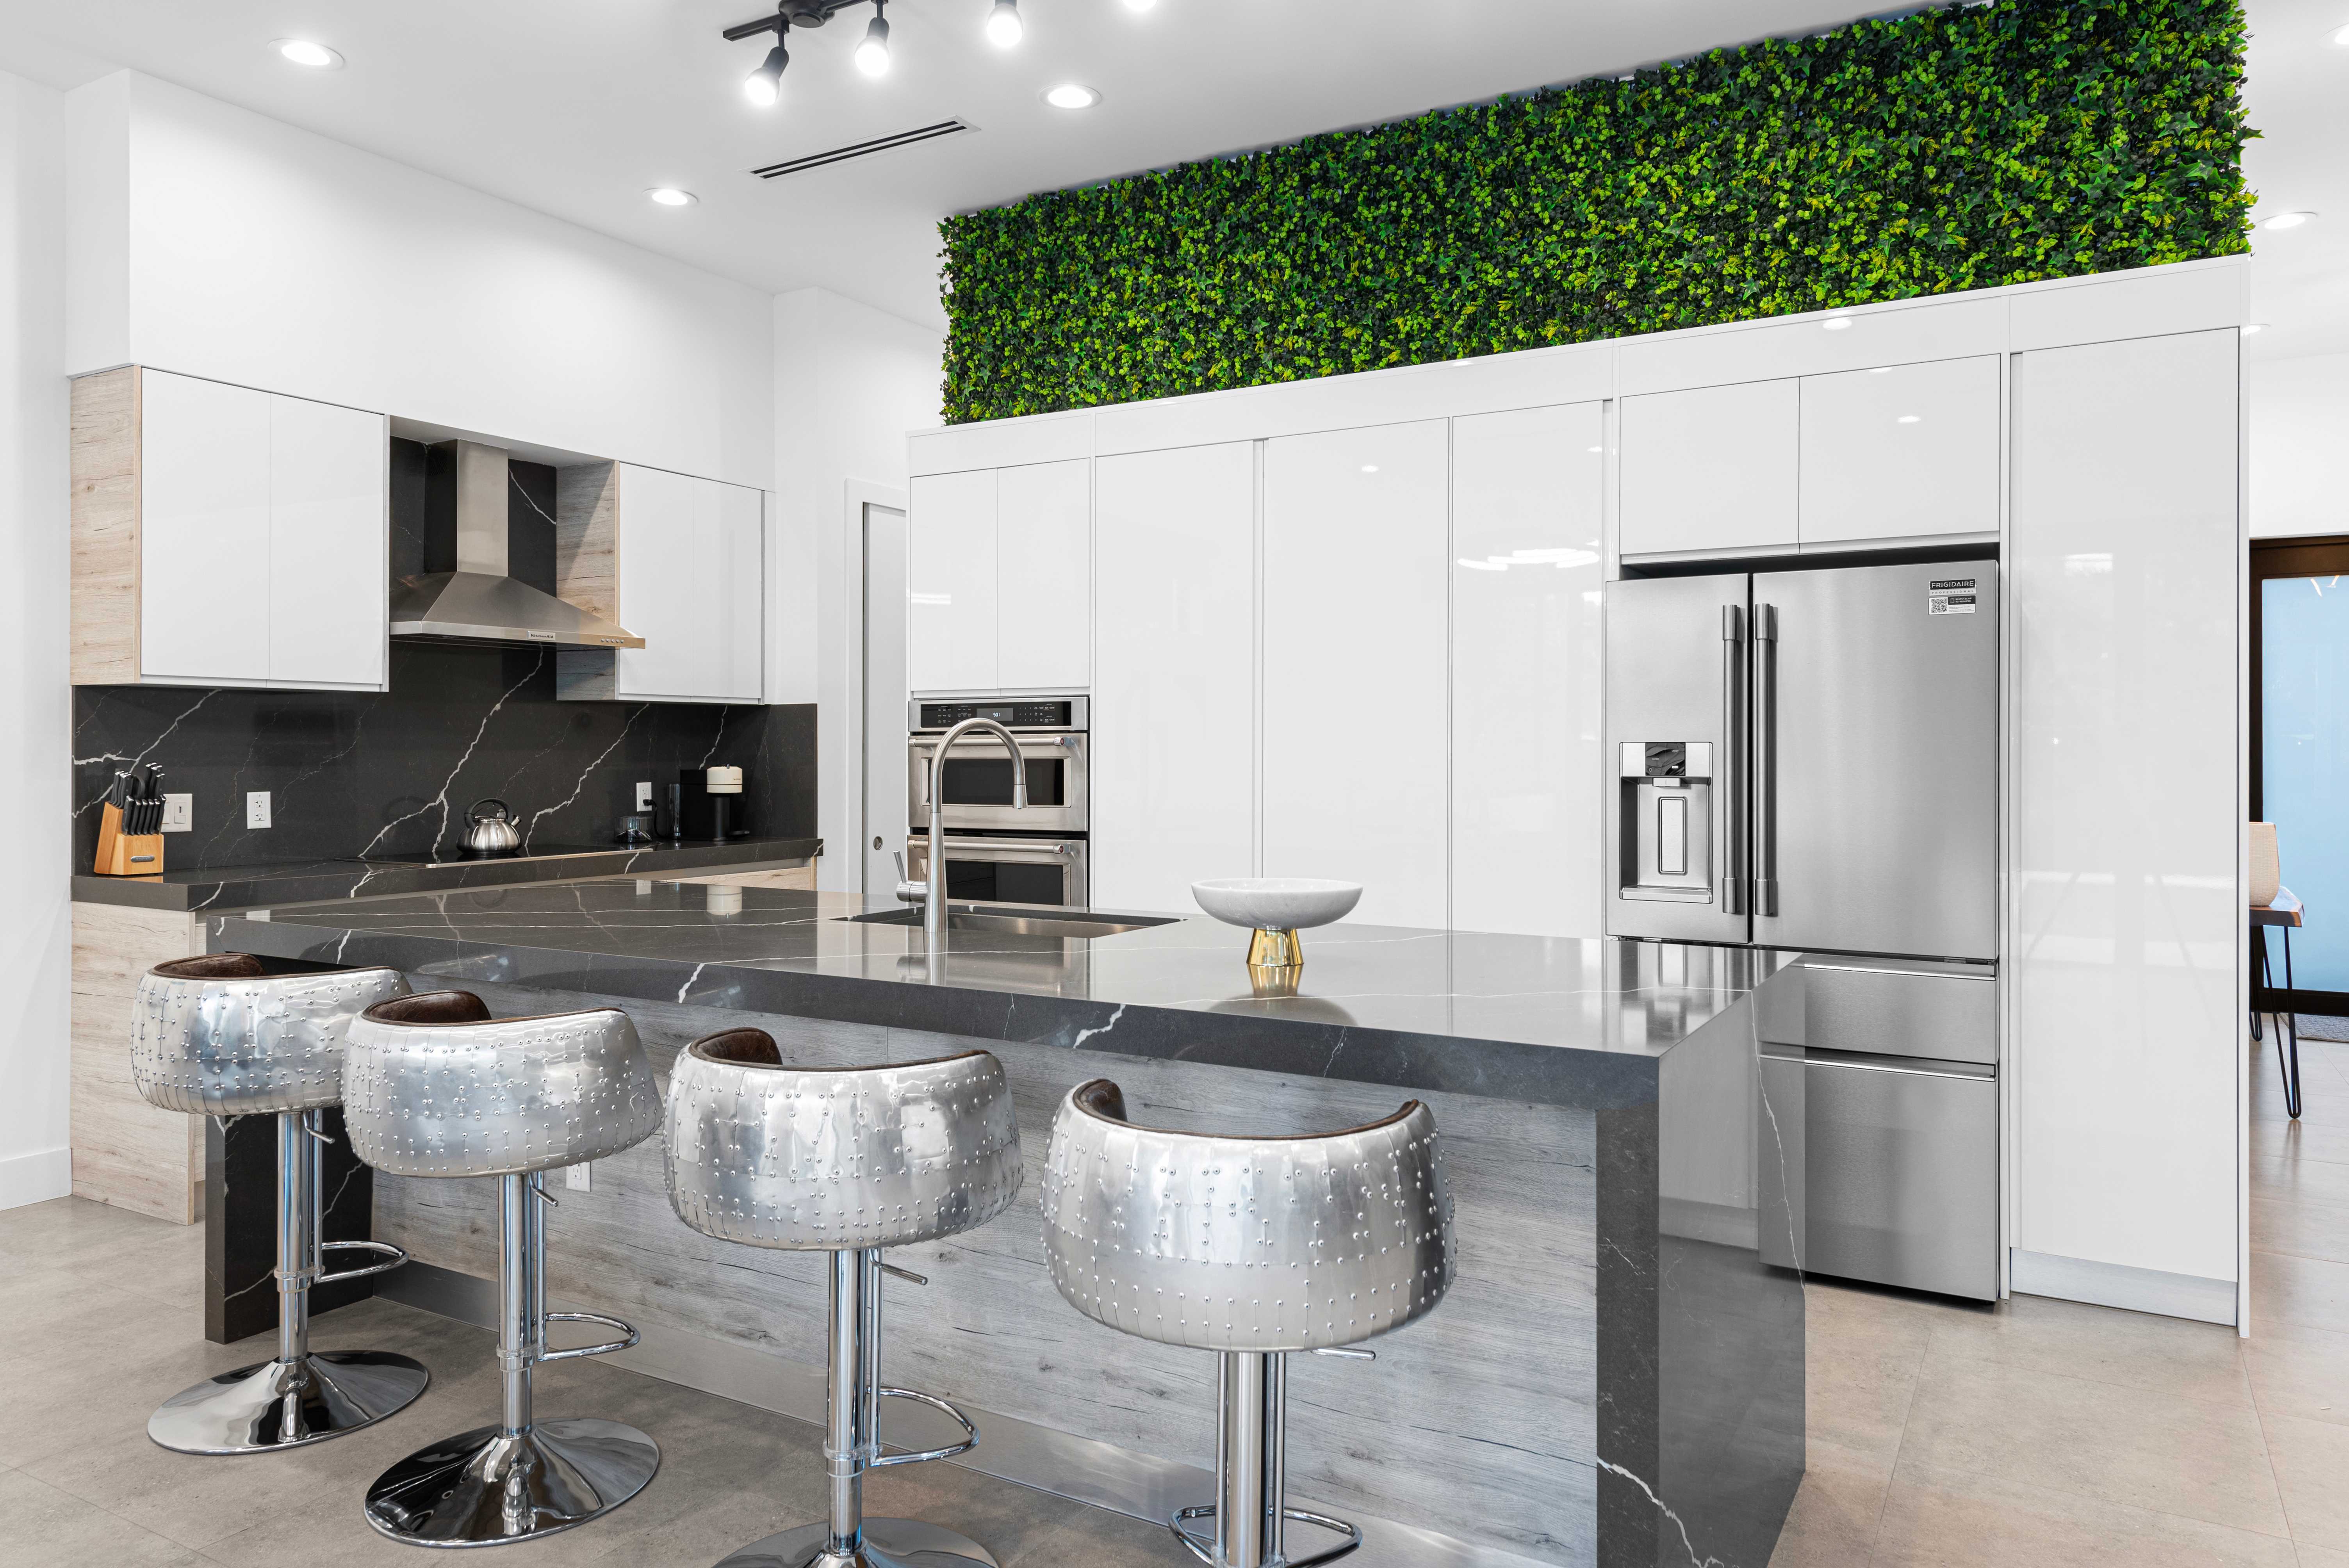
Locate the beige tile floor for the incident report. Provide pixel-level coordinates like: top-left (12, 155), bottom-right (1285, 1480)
top-left (1772, 1025), bottom-right (2349, 1568)
top-left (7, 1027), bottom-right (2331, 1568)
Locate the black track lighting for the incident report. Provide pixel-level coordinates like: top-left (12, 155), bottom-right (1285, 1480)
top-left (743, 28), bottom-right (790, 106)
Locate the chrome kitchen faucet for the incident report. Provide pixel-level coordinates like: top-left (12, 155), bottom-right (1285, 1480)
top-left (904, 716), bottom-right (1029, 942)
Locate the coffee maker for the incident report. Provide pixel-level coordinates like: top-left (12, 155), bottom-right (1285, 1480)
top-left (675, 765), bottom-right (749, 841)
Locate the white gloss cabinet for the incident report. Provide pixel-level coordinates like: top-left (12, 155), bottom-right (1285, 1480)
top-left (267, 392), bottom-right (388, 689)
top-left (139, 371), bottom-right (272, 684)
top-left (611, 465), bottom-right (764, 704)
top-left (907, 469), bottom-right (1001, 692)
top-left (2009, 328), bottom-right (2240, 1310)
top-left (1092, 443), bottom-right (1256, 912)
top-left (996, 460), bottom-right (1091, 689)
top-left (1451, 404), bottom-right (1606, 937)
top-left (126, 368), bottom-right (387, 691)
top-left (1619, 378), bottom-right (1800, 556)
top-left (1800, 355), bottom-right (2000, 543)
top-left (1263, 421), bottom-right (1451, 928)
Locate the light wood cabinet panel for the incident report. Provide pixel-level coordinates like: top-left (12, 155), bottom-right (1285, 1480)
top-left (1263, 421), bottom-right (1450, 928)
top-left (1801, 355), bottom-right (2000, 543)
top-left (70, 902), bottom-right (201, 1223)
top-left (267, 392), bottom-right (388, 688)
top-left (908, 469), bottom-right (1000, 692)
top-left (1092, 443), bottom-right (1256, 912)
top-left (139, 371), bottom-right (272, 683)
top-left (1453, 404), bottom-right (1606, 938)
top-left (1619, 378), bottom-right (1799, 556)
top-left (996, 459), bottom-right (1091, 690)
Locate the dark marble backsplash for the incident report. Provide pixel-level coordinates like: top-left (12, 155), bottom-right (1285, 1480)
top-left (72, 642), bottom-right (814, 870)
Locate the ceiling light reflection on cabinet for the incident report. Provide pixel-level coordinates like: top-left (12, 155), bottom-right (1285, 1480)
top-left (2243, 323), bottom-right (2267, 336)
top-left (1044, 83), bottom-right (1100, 109)
top-left (987, 0), bottom-right (1023, 47)
top-left (1896, 415), bottom-right (1921, 424)
top-left (274, 38), bottom-right (344, 69)
top-left (1822, 316), bottom-right (1854, 331)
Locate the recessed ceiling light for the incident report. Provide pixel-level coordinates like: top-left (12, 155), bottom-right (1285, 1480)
top-left (1822, 315), bottom-right (1854, 331)
top-left (2243, 322), bottom-right (2267, 335)
top-left (647, 187), bottom-right (697, 207)
top-left (1896, 415), bottom-right (1922, 424)
top-left (1044, 83), bottom-right (1100, 109)
top-left (2262, 210), bottom-right (2317, 231)
top-left (273, 38), bottom-right (343, 69)
top-left (986, 0), bottom-right (1023, 47)
top-left (1124, 0), bottom-right (1158, 10)
top-left (1361, 465), bottom-right (1379, 473)
top-left (2329, 21), bottom-right (2349, 45)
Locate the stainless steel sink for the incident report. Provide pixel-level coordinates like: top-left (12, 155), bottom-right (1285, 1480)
top-left (839, 905), bottom-right (1176, 940)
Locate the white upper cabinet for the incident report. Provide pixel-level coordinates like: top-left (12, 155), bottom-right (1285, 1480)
top-left (1452, 404), bottom-right (1606, 938)
top-left (1800, 356), bottom-right (2000, 544)
top-left (266, 392), bottom-right (388, 689)
top-left (908, 458), bottom-right (1091, 694)
top-left (908, 469), bottom-right (1000, 692)
top-left (1263, 420), bottom-right (1451, 928)
top-left (134, 368), bottom-right (387, 690)
top-left (996, 460), bottom-right (1091, 689)
top-left (1619, 378), bottom-right (1800, 556)
top-left (610, 464), bottom-right (764, 704)
top-left (1092, 442), bottom-right (1256, 913)
top-left (140, 372), bottom-right (273, 684)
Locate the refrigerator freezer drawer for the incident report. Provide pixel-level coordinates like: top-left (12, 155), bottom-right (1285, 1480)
top-left (1759, 1053), bottom-right (1999, 1301)
top-left (1757, 957), bottom-right (1997, 1065)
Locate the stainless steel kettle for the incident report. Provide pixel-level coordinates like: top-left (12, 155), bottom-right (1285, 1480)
top-left (463, 798), bottom-right (522, 857)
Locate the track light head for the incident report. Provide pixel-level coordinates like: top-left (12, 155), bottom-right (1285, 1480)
top-left (744, 34), bottom-right (788, 105)
top-left (985, 0), bottom-right (1023, 48)
top-left (856, 5), bottom-right (891, 77)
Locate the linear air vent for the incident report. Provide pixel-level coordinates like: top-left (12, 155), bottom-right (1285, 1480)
top-left (752, 120), bottom-right (973, 179)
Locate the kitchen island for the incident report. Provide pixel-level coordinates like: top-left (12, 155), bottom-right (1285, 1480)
top-left (207, 880), bottom-right (1804, 1568)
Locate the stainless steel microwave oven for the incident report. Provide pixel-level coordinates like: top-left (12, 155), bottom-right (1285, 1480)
top-left (907, 697), bottom-right (1089, 836)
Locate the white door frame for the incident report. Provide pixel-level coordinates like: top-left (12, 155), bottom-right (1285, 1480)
top-left (831, 479), bottom-right (907, 894)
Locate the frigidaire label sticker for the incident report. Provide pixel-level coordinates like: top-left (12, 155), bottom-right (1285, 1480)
top-left (1928, 577), bottom-right (1978, 615)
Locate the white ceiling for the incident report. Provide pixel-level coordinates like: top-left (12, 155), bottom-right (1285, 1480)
top-left (1, 0), bottom-right (2339, 358)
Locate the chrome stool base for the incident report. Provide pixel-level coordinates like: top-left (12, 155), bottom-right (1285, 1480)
top-left (715, 1518), bottom-right (999, 1568)
top-left (362, 1417), bottom-right (660, 1548)
top-left (1170, 1505), bottom-right (1362, 1568)
top-left (148, 1350), bottom-right (430, 1455)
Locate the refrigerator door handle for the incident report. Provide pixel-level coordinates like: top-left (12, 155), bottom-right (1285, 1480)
top-left (1753, 600), bottom-right (1779, 917)
top-left (1720, 603), bottom-right (1747, 915)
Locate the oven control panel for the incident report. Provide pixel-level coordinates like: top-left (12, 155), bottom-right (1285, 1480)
top-left (913, 696), bottom-right (1088, 732)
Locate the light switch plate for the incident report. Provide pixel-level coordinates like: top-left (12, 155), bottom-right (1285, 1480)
top-left (246, 792), bottom-right (271, 829)
top-left (635, 781), bottom-right (654, 811)
top-left (160, 793), bottom-right (192, 832)
top-left (565, 1163), bottom-right (592, 1192)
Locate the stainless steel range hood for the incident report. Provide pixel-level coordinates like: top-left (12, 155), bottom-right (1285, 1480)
top-left (389, 440), bottom-right (644, 649)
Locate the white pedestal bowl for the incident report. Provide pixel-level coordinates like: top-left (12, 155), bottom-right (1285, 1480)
top-left (1191, 878), bottom-right (1362, 973)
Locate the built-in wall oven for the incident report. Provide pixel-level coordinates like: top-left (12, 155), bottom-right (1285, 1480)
top-left (907, 697), bottom-right (1089, 906)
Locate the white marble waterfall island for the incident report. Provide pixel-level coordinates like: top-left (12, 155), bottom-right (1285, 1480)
top-left (207, 881), bottom-right (1805, 1568)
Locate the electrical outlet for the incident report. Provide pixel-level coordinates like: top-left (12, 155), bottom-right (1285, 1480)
top-left (245, 791), bottom-right (272, 829)
top-left (635, 781), bottom-right (654, 812)
top-left (160, 793), bottom-right (192, 832)
top-left (565, 1163), bottom-right (592, 1192)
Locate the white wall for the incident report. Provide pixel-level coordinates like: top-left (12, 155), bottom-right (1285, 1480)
top-left (66, 71), bottom-right (772, 490)
top-left (0, 68), bottom-right (72, 1209)
top-left (771, 287), bottom-right (942, 891)
top-left (2250, 351), bottom-right (2349, 539)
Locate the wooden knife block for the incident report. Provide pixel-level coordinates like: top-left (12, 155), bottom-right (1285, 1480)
top-left (92, 802), bottom-right (164, 877)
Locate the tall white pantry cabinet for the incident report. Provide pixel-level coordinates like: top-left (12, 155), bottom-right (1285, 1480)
top-left (905, 257), bottom-right (2248, 1328)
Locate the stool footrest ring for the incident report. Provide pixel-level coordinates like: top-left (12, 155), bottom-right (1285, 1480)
top-left (538, 1310), bottom-right (640, 1363)
top-left (1171, 1504), bottom-right (1363, 1568)
top-left (866, 1386), bottom-right (978, 1467)
top-left (316, 1238), bottom-right (408, 1285)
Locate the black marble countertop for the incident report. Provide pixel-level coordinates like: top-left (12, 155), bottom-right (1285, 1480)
top-left (210, 879), bottom-right (1789, 1111)
top-left (73, 836), bottom-right (823, 913)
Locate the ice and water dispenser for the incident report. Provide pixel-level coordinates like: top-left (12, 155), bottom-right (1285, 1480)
top-left (1618, 741), bottom-right (1715, 902)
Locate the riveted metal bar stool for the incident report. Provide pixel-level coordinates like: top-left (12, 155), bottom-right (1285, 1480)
top-left (664, 1028), bottom-right (1024, 1568)
top-left (342, 991), bottom-right (663, 1547)
top-left (132, 953), bottom-right (428, 1454)
top-left (1041, 1080), bottom-right (1456, 1568)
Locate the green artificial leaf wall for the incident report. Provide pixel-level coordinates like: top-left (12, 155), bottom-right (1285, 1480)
top-left (937, 0), bottom-right (2253, 425)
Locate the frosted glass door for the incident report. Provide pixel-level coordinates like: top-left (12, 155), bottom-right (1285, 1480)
top-left (2263, 572), bottom-right (2349, 990)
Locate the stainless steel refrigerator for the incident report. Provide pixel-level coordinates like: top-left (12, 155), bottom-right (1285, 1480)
top-left (1606, 559), bottom-right (2000, 1299)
